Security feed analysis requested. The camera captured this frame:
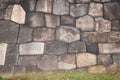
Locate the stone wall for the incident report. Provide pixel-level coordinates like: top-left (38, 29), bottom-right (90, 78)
top-left (0, 0), bottom-right (120, 75)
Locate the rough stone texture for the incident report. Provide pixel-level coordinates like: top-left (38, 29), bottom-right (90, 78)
top-left (58, 54), bottom-right (76, 70)
top-left (88, 65), bottom-right (106, 73)
top-left (11, 4), bottom-right (26, 24)
top-left (76, 0), bottom-right (92, 3)
top-left (76, 15), bottom-right (94, 31)
top-left (0, 20), bottom-right (19, 43)
top-left (113, 54), bottom-right (120, 71)
top-left (106, 64), bottom-right (118, 72)
top-left (104, 2), bottom-right (120, 20)
top-left (93, 0), bottom-right (111, 2)
top-left (36, 0), bottom-right (52, 13)
top-left (25, 66), bottom-right (41, 73)
top-left (76, 53), bottom-right (97, 67)
top-left (56, 26), bottom-right (80, 43)
top-left (0, 3), bottom-right (7, 9)
top-left (33, 28), bottom-right (55, 42)
top-left (26, 12), bottom-right (45, 27)
top-left (45, 41), bottom-right (68, 55)
top-left (0, 66), bottom-right (13, 75)
top-left (45, 14), bottom-right (60, 28)
top-left (89, 3), bottom-right (103, 17)
top-left (13, 66), bottom-right (25, 75)
top-left (95, 17), bottom-right (111, 32)
top-left (37, 55), bottom-right (57, 70)
top-left (53, 0), bottom-right (69, 15)
top-left (0, 10), bottom-right (5, 19)
top-left (70, 4), bottom-right (88, 17)
top-left (67, 0), bottom-right (75, 3)
top-left (112, 20), bottom-right (120, 31)
top-left (20, 42), bottom-right (44, 55)
top-left (0, 43), bottom-right (7, 65)
top-left (68, 41), bottom-right (86, 53)
top-left (108, 32), bottom-right (120, 42)
top-left (81, 32), bottom-right (108, 43)
top-left (99, 43), bottom-right (120, 54)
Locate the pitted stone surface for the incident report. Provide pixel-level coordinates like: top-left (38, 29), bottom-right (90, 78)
top-left (108, 32), bottom-right (120, 42)
top-left (20, 42), bottom-right (44, 55)
top-left (56, 26), bottom-right (80, 43)
top-left (112, 20), bottom-right (120, 31)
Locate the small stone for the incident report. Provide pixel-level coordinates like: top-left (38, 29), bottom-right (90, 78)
top-left (45, 41), bottom-right (68, 55)
top-left (76, 15), bottom-right (94, 31)
top-left (45, 14), bottom-right (60, 28)
top-left (95, 17), bottom-right (111, 32)
top-left (68, 41), bottom-right (86, 53)
top-left (53, 0), bottom-right (69, 15)
top-left (70, 4), bottom-right (88, 17)
top-left (0, 43), bottom-right (7, 65)
top-left (56, 26), bottom-right (80, 43)
top-left (26, 12), bottom-right (45, 27)
top-left (106, 64), bottom-right (118, 72)
top-left (20, 42), bottom-right (44, 55)
top-left (33, 28), bottom-right (55, 42)
top-left (89, 3), bottom-right (103, 17)
top-left (108, 31), bottom-right (120, 42)
top-left (76, 0), bottom-right (92, 3)
top-left (37, 55), bottom-right (57, 70)
top-left (76, 53), bottom-right (97, 67)
top-left (58, 54), bottom-right (76, 70)
top-left (113, 54), bottom-right (120, 71)
top-left (112, 20), bottom-right (120, 31)
top-left (99, 43), bottom-right (120, 54)
top-left (88, 65), bottom-right (106, 73)
top-left (11, 4), bottom-right (26, 24)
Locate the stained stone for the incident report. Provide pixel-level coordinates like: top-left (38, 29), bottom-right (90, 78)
top-left (0, 3), bottom-right (7, 9)
top-left (113, 54), bottom-right (120, 71)
top-left (56, 26), bottom-right (80, 43)
top-left (89, 3), bottom-right (103, 17)
top-left (0, 20), bottom-right (19, 43)
top-left (13, 66), bottom-right (25, 75)
top-left (76, 53), bottom-right (97, 67)
top-left (26, 12), bottom-right (45, 27)
top-left (99, 43), bottom-right (120, 54)
top-left (95, 17), bottom-right (111, 32)
top-left (68, 41), bottom-right (86, 53)
top-left (11, 4), bottom-right (26, 24)
top-left (45, 14), bottom-right (60, 28)
top-left (0, 43), bottom-right (7, 65)
top-left (106, 64), bottom-right (118, 72)
top-left (76, 15), bottom-right (94, 31)
top-left (45, 41), bottom-right (68, 55)
top-left (36, 0), bottom-right (52, 13)
top-left (53, 0), bottom-right (69, 15)
top-left (108, 31), bottom-right (120, 42)
top-left (33, 28), bottom-right (55, 42)
top-left (76, 0), bottom-right (92, 3)
top-left (0, 10), bottom-right (5, 19)
top-left (58, 54), bottom-right (76, 70)
top-left (0, 66), bottom-right (13, 74)
top-left (25, 66), bottom-right (40, 73)
top-left (104, 2), bottom-right (120, 20)
top-left (20, 42), bottom-right (44, 55)
top-left (112, 20), bottom-right (120, 31)
top-left (37, 55), bottom-right (58, 70)
top-left (70, 4), bottom-right (88, 17)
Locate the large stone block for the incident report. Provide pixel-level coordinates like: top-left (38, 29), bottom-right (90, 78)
top-left (76, 53), bottom-right (97, 67)
top-left (20, 42), bottom-right (44, 55)
top-left (113, 54), bottom-right (120, 71)
top-left (112, 20), bottom-right (120, 31)
top-left (108, 31), bottom-right (120, 42)
top-left (56, 26), bottom-right (80, 43)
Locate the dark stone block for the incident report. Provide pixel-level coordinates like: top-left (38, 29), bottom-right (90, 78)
top-left (0, 3), bottom-right (8, 9)
top-left (113, 54), bottom-right (120, 71)
top-left (25, 66), bottom-right (41, 73)
top-left (13, 66), bottom-right (25, 75)
top-left (0, 10), bottom-right (5, 19)
top-left (112, 20), bottom-right (120, 31)
top-left (0, 66), bottom-right (13, 74)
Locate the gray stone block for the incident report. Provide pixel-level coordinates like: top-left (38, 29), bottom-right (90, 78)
top-left (112, 20), bottom-right (120, 31)
top-left (113, 54), bottom-right (120, 71)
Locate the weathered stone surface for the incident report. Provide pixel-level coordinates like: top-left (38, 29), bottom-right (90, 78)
top-left (13, 66), bottom-right (25, 75)
top-left (0, 66), bottom-right (13, 75)
top-left (11, 4), bottom-right (26, 24)
top-left (20, 42), bottom-right (44, 55)
top-left (67, 0), bottom-right (75, 3)
top-left (99, 43), bottom-right (120, 54)
top-left (0, 43), bottom-right (7, 65)
top-left (95, 17), bottom-right (111, 32)
top-left (88, 65), bottom-right (106, 73)
top-left (45, 14), bottom-right (60, 28)
top-left (0, 10), bottom-right (5, 19)
top-left (25, 66), bottom-right (41, 73)
top-left (36, 0), bottom-right (52, 13)
top-left (98, 54), bottom-right (112, 66)
top-left (61, 16), bottom-right (75, 26)
top-left (112, 20), bottom-right (120, 31)
top-left (68, 41), bottom-right (86, 53)
top-left (86, 43), bottom-right (99, 55)
top-left (0, 3), bottom-right (7, 9)
top-left (106, 64), bottom-right (118, 72)
top-left (0, 20), bottom-right (19, 43)
top-left (93, 0), bottom-right (111, 2)
top-left (18, 26), bottom-right (32, 43)
top-left (58, 54), bottom-right (76, 70)
top-left (56, 26), bottom-right (80, 43)
top-left (76, 0), bottom-right (92, 3)
top-left (45, 41), bottom-right (68, 55)
top-left (70, 4), bottom-right (88, 17)
top-left (108, 32), bottom-right (120, 42)
top-left (89, 3), bottom-right (103, 17)
top-left (113, 54), bottom-right (120, 71)
top-left (53, 0), bottom-right (69, 15)
top-left (0, 0), bottom-right (19, 3)
top-left (81, 32), bottom-right (108, 43)
top-left (37, 55), bottom-right (57, 70)
top-left (76, 53), bottom-right (97, 67)
top-left (104, 2), bottom-right (120, 20)
top-left (76, 15), bottom-right (94, 31)
top-left (26, 12), bottom-right (45, 27)
top-left (33, 28), bottom-right (55, 42)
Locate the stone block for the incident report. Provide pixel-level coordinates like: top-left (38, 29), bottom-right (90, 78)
top-left (67, 0), bottom-right (75, 3)
top-left (0, 3), bottom-right (7, 9)
top-left (0, 66), bottom-right (13, 74)
top-left (76, 0), bottom-right (92, 3)
top-left (56, 26), bottom-right (80, 43)
top-left (112, 20), bottom-right (120, 31)
top-left (13, 66), bottom-right (25, 75)
top-left (113, 54), bottom-right (120, 70)
top-left (0, 10), bottom-right (5, 19)
top-left (25, 66), bottom-right (41, 73)
top-left (108, 31), bottom-right (120, 42)
top-left (20, 42), bottom-right (44, 55)
top-left (106, 64), bottom-right (118, 72)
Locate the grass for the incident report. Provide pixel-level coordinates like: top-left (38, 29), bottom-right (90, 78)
top-left (8, 72), bottom-right (120, 80)
top-left (0, 76), bottom-right (9, 80)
